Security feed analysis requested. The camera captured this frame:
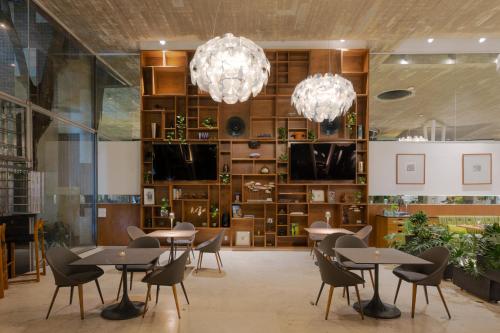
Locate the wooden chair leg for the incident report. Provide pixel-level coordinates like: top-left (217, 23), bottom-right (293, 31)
top-left (77, 284), bottom-right (84, 320)
top-left (116, 275), bottom-right (123, 301)
top-left (325, 285), bottom-right (334, 320)
top-left (217, 252), bottom-right (223, 267)
top-left (411, 283), bottom-right (417, 318)
top-left (354, 285), bottom-right (364, 320)
top-left (394, 278), bottom-right (402, 304)
top-left (345, 286), bottom-right (350, 305)
top-left (40, 224), bottom-right (47, 276)
top-left (156, 285), bottom-right (160, 304)
top-left (143, 284), bottom-right (151, 318)
top-left (180, 281), bottom-right (189, 304)
top-left (70, 286), bottom-right (74, 304)
top-left (423, 286), bottom-right (429, 304)
top-left (95, 279), bottom-right (104, 304)
top-left (46, 286), bottom-right (60, 319)
top-left (172, 285), bottom-right (181, 319)
top-left (9, 243), bottom-right (15, 278)
top-left (437, 285), bottom-right (451, 319)
top-left (34, 232), bottom-right (40, 282)
top-left (215, 253), bottom-right (221, 273)
top-left (361, 270), bottom-right (365, 288)
top-left (315, 282), bottom-right (325, 306)
top-left (129, 272), bottom-right (134, 291)
top-left (368, 270), bottom-right (374, 288)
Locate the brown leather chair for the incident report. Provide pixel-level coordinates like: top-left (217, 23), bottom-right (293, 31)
top-left (393, 246), bottom-right (451, 319)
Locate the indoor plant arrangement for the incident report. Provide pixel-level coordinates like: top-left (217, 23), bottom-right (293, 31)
top-left (345, 110), bottom-right (356, 138)
top-left (278, 127), bottom-right (287, 141)
top-left (210, 204), bottom-right (219, 227)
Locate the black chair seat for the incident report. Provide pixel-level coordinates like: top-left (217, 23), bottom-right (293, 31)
top-left (115, 263), bottom-right (154, 272)
top-left (66, 268), bottom-right (104, 286)
top-left (341, 261), bottom-right (375, 270)
top-left (393, 266), bottom-right (428, 283)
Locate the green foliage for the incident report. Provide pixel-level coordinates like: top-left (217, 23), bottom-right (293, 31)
top-left (478, 223), bottom-right (500, 272)
top-left (346, 111), bottom-right (356, 127)
top-left (219, 172), bottom-right (230, 184)
top-left (307, 130), bottom-right (317, 141)
top-left (278, 127), bottom-right (287, 141)
top-left (201, 116), bottom-right (217, 129)
top-left (166, 131), bottom-right (175, 144)
top-left (278, 152), bottom-right (288, 162)
top-left (210, 204), bottom-right (219, 219)
top-left (44, 221), bottom-right (70, 248)
top-left (176, 115), bottom-right (186, 144)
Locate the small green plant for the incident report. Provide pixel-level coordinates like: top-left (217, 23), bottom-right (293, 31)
top-left (354, 191), bottom-right (363, 203)
top-left (160, 197), bottom-right (170, 217)
top-left (307, 130), bottom-right (317, 141)
top-left (210, 204), bottom-right (219, 219)
top-left (201, 116), bottom-right (217, 129)
top-left (166, 131), bottom-right (175, 144)
top-left (346, 111), bottom-right (356, 128)
top-left (176, 115), bottom-right (186, 144)
top-left (220, 172), bottom-right (230, 184)
top-left (278, 127), bottom-right (287, 141)
top-left (278, 152), bottom-right (288, 162)
top-left (278, 172), bottom-right (287, 183)
top-left (357, 176), bottom-right (366, 184)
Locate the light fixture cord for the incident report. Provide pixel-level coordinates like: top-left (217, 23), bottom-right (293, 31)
top-left (212, 0), bottom-right (223, 38)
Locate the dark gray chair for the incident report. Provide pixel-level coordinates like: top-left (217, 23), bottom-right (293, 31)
top-left (314, 248), bottom-right (364, 320)
top-left (115, 236), bottom-right (160, 300)
top-left (314, 232), bottom-right (348, 305)
top-left (393, 246), bottom-right (451, 319)
top-left (308, 221), bottom-right (329, 256)
top-left (195, 230), bottom-right (225, 273)
top-left (335, 235), bottom-right (375, 288)
top-left (127, 226), bottom-right (146, 241)
top-left (354, 225), bottom-right (372, 246)
top-left (45, 247), bottom-right (104, 320)
top-left (167, 222), bottom-right (196, 259)
top-left (142, 249), bottom-right (190, 319)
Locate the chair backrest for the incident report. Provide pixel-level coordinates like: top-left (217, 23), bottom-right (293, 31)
top-left (128, 236), bottom-right (160, 248)
top-left (318, 232), bottom-right (348, 257)
top-left (46, 247), bottom-right (81, 286)
top-left (127, 226), bottom-right (146, 241)
top-left (418, 246), bottom-right (450, 285)
top-left (200, 229), bottom-right (225, 253)
top-left (310, 221), bottom-right (329, 229)
top-left (144, 249), bottom-right (190, 286)
top-left (173, 222), bottom-right (196, 240)
top-left (335, 235), bottom-right (367, 263)
top-left (314, 248), bottom-right (363, 287)
top-left (354, 225), bottom-right (373, 245)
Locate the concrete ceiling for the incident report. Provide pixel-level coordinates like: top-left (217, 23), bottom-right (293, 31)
top-left (33, 0), bottom-right (500, 140)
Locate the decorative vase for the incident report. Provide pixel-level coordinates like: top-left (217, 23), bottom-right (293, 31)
top-left (221, 213), bottom-right (230, 228)
top-left (151, 123), bottom-right (157, 138)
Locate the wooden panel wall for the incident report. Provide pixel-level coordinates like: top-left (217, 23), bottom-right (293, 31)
top-left (97, 204), bottom-right (140, 246)
top-left (368, 204), bottom-right (500, 245)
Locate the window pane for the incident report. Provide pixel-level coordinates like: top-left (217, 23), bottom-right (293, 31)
top-left (0, 0), bottom-right (29, 100)
top-left (33, 111), bottom-right (95, 250)
top-left (29, 2), bottom-right (94, 128)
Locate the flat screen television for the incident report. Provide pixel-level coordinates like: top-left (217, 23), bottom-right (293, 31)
top-left (289, 143), bottom-right (356, 180)
top-left (153, 144), bottom-right (217, 181)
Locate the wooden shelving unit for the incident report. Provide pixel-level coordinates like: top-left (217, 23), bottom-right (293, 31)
top-left (140, 49), bottom-right (369, 247)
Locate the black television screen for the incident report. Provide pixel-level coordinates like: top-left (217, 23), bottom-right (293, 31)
top-left (153, 144), bottom-right (217, 181)
top-left (290, 143), bottom-right (356, 180)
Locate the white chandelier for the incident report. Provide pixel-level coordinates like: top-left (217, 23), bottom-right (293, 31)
top-left (190, 33), bottom-right (270, 104)
top-left (291, 73), bottom-right (356, 122)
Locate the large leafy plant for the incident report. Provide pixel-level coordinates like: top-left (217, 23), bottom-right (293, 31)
top-left (477, 223), bottom-right (500, 272)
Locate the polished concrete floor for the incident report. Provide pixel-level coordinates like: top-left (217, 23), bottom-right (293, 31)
top-left (0, 249), bottom-right (498, 333)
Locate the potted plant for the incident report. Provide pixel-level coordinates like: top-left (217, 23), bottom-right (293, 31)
top-left (210, 204), bottom-right (219, 227)
top-left (345, 111), bottom-right (356, 138)
top-left (278, 127), bottom-right (287, 141)
top-left (307, 130), bottom-right (317, 142)
top-left (201, 116), bottom-right (217, 129)
top-left (160, 197), bottom-right (170, 217)
top-left (220, 172), bottom-right (230, 184)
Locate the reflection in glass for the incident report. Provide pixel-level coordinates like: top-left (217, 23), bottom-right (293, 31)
top-left (33, 111), bottom-right (95, 250)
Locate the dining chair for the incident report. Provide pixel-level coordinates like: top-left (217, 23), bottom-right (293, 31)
top-left (168, 222), bottom-right (196, 259)
top-left (335, 235), bottom-right (375, 288)
top-left (314, 248), bottom-right (364, 320)
top-left (195, 230), bottom-right (225, 273)
top-left (308, 221), bottom-right (329, 256)
top-left (354, 225), bottom-right (373, 246)
top-left (314, 232), bottom-right (348, 305)
top-left (393, 246), bottom-right (451, 319)
top-left (115, 236), bottom-right (160, 300)
top-left (142, 249), bottom-right (190, 319)
top-left (45, 247), bottom-right (104, 320)
top-left (126, 226), bottom-right (146, 241)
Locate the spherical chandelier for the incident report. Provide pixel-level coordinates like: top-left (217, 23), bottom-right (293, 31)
top-left (291, 73), bottom-right (356, 122)
top-left (190, 33), bottom-right (270, 104)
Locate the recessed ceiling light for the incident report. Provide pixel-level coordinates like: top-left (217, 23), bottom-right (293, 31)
top-left (340, 39), bottom-right (346, 43)
top-left (400, 59), bottom-right (409, 65)
top-left (418, 114), bottom-right (424, 117)
top-left (10, 63), bottom-right (16, 67)
top-left (0, 23), bottom-right (6, 28)
top-left (159, 40), bottom-right (166, 45)
top-left (479, 37), bottom-right (486, 43)
top-left (427, 38), bottom-right (434, 43)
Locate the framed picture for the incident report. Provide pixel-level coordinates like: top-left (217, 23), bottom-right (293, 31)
top-left (235, 231), bottom-right (251, 246)
top-left (143, 188), bottom-right (155, 205)
top-left (232, 204), bottom-right (242, 217)
top-left (311, 189), bottom-right (325, 202)
top-left (396, 154), bottom-right (426, 184)
top-left (462, 153), bottom-right (492, 185)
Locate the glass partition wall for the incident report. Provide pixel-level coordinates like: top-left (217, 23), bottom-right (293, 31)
top-left (0, 0), bottom-right (139, 251)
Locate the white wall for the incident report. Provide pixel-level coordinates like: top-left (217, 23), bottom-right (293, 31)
top-left (98, 141), bottom-right (141, 195)
top-left (369, 141), bottom-right (500, 196)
